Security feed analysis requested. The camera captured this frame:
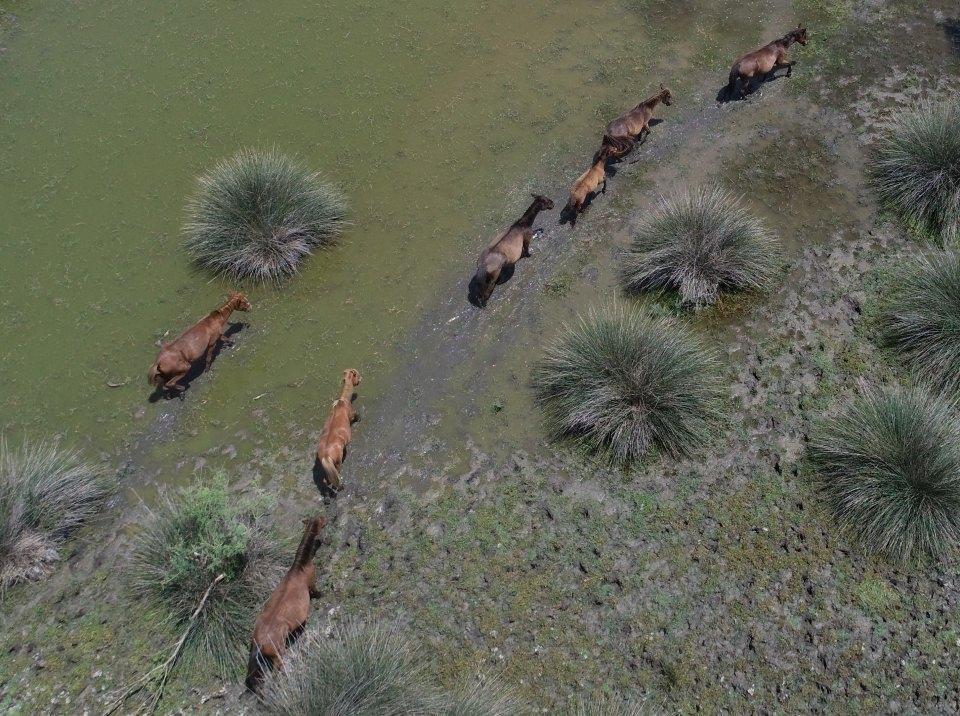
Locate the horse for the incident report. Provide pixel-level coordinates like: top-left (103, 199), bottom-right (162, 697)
top-left (246, 515), bottom-right (325, 694)
top-left (472, 194), bottom-right (554, 307)
top-left (315, 369), bottom-right (362, 491)
top-left (560, 144), bottom-right (615, 226)
top-left (147, 291), bottom-right (251, 397)
top-left (602, 84), bottom-right (674, 160)
top-left (727, 24), bottom-right (809, 100)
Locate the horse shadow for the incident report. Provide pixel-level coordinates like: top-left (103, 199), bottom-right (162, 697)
top-left (467, 262), bottom-right (518, 308)
top-left (942, 18), bottom-right (960, 57)
top-left (147, 322), bottom-right (247, 402)
top-left (716, 69), bottom-right (790, 103)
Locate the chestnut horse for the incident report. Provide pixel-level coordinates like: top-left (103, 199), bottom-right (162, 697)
top-left (147, 291), bottom-right (251, 396)
top-left (315, 369), bottom-right (362, 491)
top-left (602, 84), bottom-right (673, 159)
top-left (246, 515), bottom-right (325, 694)
top-left (473, 194), bottom-right (554, 307)
top-left (728, 25), bottom-right (809, 99)
top-left (560, 144), bottom-right (614, 226)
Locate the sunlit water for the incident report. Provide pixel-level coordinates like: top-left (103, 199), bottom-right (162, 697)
top-left (0, 0), bottom-right (755, 475)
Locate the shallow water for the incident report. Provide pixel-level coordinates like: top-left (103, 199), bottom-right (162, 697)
top-left (0, 0), bottom-right (764, 481)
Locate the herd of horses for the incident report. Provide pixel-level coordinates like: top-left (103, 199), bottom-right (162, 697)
top-left (144, 23), bottom-right (809, 695)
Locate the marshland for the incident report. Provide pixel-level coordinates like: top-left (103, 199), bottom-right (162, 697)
top-left (1, 0), bottom-right (960, 713)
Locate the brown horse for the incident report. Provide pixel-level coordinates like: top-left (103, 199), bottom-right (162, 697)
top-left (473, 194), bottom-right (554, 307)
top-left (246, 515), bottom-right (325, 694)
top-left (315, 369), bottom-right (362, 491)
top-left (728, 24), bottom-right (809, 99)
top-left (560, 144), bottom-right (615, 226)
top-left (602, 84), bottom-right (674, 159)
top-left (147, 291), bottom-right (251, 396)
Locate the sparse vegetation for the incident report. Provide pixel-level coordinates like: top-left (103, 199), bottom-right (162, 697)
top-left (128, 475), bottom-right (284, 677)
top-left (809, 384), bottom-right (960, 561)
top-left (882, 250), bottom-right (960, 393)
top-left (183, 149), bottom-right (347, 283)
top-left (439, 673), bottom-right (526, 715)
top-left (259, 621), bottom-right (435, 715)
top-left (0, 438), bottom-right (115, 589)
top-left (620, 186), bottom-right (779, 309)
top-left (532, 304), bottom-right (723, 465)
top-left (870, 99), bottom-right (960, 242)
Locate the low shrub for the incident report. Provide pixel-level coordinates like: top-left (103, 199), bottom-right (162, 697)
top-left (128, 474), bottom-right (284, 676)
top-left (620, 186), bottom-right (779, 309)
top-left (0, 438), bottom-right (115, 588)
top-left (183, 149), bottom-right (347, 283)
top-left (809, 384), bottom-right (960, 561)
top-left (532, 304), bottom-right (723, 465)
top-left (883, 250), bottom-right (960, 393)
top-left (870, 99), bottom-right (960, 241)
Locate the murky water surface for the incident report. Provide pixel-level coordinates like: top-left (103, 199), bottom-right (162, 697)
top-left (0, 0), bottom-right (761, 477)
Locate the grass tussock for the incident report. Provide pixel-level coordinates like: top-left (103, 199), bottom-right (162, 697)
top-left (870, 100), bottom-right (960, 242)
top-left (438, 673), bottom-right (527, 716)
top-left (570, 694), bottom-right (657, 716)
top-left (129, 475), bottom-right (284, 677)
top-left (259, 621), bottom-right (435, 715)
top-left (809, 384), bottom-right (960, 562)
top-left (0, 438), bottom-right (115, 589)
top-left (183, 149), bottom-right (347, 283)
top-left (260, 621), bottom-right (525, 715)
top-left (532, 304), bottom-right (724, 466)
top-left (883, 250), bottom-right (960, 393)
top-left (620, 186), bottom-right (779, 309)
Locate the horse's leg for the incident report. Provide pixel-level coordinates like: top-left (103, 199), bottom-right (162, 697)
top-left (601, 178), bottom-right (607, 194)
top-left (204, 338), bottom-right (219, 370)
top-left (521, 230), bottom-right (533, 258)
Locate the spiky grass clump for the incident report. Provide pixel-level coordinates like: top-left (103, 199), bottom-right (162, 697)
top-left (883, 250), bottom-right (960, 393)
top-left (620, 186), bottom-right (779, 309)
top-left (183, 149), bottom-right (347, 283)
top-left (259, 621), bottom-right (436, 715)
top-left (129, 474), bottom-right (284, 677)
top-left (438, 674), bottom-right (526, 716)
top-left (570, 694), bottom-right (656, 716)
top-left (532, 305), bottom-right (724, 465)
top-left (809, 384), bottom-right (960, 562)
top-left (0, 439), bottom-right (115, 589)
top-left (870, 100), bottom-right (960, 242)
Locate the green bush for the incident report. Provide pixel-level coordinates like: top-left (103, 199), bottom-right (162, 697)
top-left (129, 475), bottom-right (284, 676)
top-left (259, 621), bottom-right (435, 715)
top-left (0, 438), bottom-right (115, 588)
top-left (532, 304), bottom-right (723, 465)
top-left (809, 384), bottom-right (960, 561)
top-left (183, 149), bottom-right (347, 283)
top-left (620, 187), bottom-right (779, 309)
top-left (883, 250), bottom-right (960, 393)
top-left (870, 99), bottom-right (960, 241)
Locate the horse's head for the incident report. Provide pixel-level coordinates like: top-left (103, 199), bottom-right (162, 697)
top-left (531, 193), bottom-right (555, 211)
top-left (343, 368), bottom-right (362, 387)
top-left (303, 514), bottom-right (326, 533)
top-left (593, 143), bottom-right (615, 164)
top-left (230, 291), bottom-right (252, 311)
top-left (790, 24), bottom-right (809, 45)
top-left (658, 84), bottom-right (673, 106)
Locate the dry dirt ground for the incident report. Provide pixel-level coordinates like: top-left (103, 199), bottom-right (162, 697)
top-left (2, 0), bottom-right (960, 713)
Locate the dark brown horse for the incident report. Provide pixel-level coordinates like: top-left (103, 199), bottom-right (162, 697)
top-left (602, 84), bottom-right (673, 159)
top-left (472, 194), bottom-right (554, 307)
top-left (560, 144), bottom-right (615, 226)
top-left (147, 291), bottom-right (251, 396)
top-left (246, 516), bottom-right (325, 694)
top-left (728, 25), bottom-right (809, 99)
top-left (315, 369), bottom-right (362, 491)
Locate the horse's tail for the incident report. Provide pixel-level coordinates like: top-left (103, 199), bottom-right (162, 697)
top-left (147, 361), bottom-right (162, 388)
top-left (320, 456), bottom-right (342, 490)
top-left (246, 644), bottom-right (266, 694)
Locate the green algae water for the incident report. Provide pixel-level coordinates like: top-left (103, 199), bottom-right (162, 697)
top-left (0, 0), bottom-right (759, 477)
